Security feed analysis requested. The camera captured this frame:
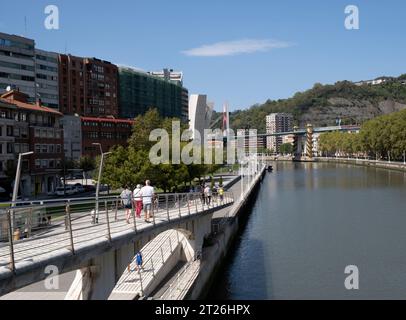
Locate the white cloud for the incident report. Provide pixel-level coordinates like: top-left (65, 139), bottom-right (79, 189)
top-left (181, 39), bottom-right (293, 57)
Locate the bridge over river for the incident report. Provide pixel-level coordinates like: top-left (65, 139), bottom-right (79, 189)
top-left (0, 190), bottom-right (234, 299)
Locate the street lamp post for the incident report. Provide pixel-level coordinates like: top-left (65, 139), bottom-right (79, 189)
top-left (92, 143), bottom-right (111, 224)
top-left (11, 151), bottom-right (34, 232)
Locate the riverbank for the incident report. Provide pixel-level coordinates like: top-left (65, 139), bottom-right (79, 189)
top-left (315, 157), bottom-right (406, 172)
top-left (184, 167), bottom-right (267, 299)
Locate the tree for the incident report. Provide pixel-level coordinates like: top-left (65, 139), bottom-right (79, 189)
top-left (99, 110), bottom-right (220, 192)
top-left (280, 143), bottom-right (293, 155)
top-left (79, 156), bottom-right (95, 173)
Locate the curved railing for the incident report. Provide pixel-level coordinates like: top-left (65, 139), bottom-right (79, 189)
top-left (0, 191), bottom-right (234, 273)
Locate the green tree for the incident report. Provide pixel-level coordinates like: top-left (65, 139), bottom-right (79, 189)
top-left (280, 143), bottom-right (293, 155)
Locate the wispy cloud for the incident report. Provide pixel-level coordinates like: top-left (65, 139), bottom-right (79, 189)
top-left (181, 39), bottom-right (293, 57)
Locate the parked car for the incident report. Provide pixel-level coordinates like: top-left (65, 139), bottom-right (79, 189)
top-left (55, 185), bottom-right (76, 196)
top-left (83, 185), bottom-right (96, 192)
top-left (74, 183), bottom-right (85, 193)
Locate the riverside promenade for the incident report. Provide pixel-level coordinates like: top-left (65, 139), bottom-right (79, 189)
top-left (316, 157), bottom-right (406, 172)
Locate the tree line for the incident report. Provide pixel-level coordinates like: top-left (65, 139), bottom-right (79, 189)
top-left (318, 109), bottom-right (406, 160)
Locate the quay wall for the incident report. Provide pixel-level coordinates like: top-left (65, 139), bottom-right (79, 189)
top-left (186, 168), bottom-right (267, 299)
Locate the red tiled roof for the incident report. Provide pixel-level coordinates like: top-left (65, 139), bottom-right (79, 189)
top-left (81, 116), bottom-right (135, 124)
top-left (0, 97), bottom-right (63, 116)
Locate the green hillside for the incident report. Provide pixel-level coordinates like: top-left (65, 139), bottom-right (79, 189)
top-left (218, 75), bottom-right (406, 132)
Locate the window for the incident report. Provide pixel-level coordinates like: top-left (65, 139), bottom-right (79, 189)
top-left (41, 160), bottom-right (48, 168)
top-left (13, 127), bottom-right (20, 137)
top-left (56, 145), bottom-right (61, 153)
top-left (21, 144), bottom-right (29, 153)
top-left (35, 159), bottom-right (41, 169)
top-left (47, 130), bottom-right (54, 138)
top-left (35, 144), bottom-right (41, 153)
top-left (42, 145), bottom-right (48, 153)
top-left (34, 128), bottom-right (40, 138)
top-left (41, 129), bottom-right (47, 138)
top-left (7, 143), bottom-right (13, 154)
top-left (6, 126), bottom-right (13, 137)
top-left (21, 127), bottom-right (28, 138)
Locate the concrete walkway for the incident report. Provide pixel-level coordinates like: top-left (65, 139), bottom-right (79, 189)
top-left (109, 230), bottom-right (186, 300)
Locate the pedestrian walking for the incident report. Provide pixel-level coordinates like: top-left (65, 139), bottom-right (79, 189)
top-left (204, 185), bottom-right (212, 206)
top-left (120, 185), bottom-right (133, 224)
top-left (133, 184), bottom-right (143, 218)
top-left (140, 180), bottom-right (155, 223)
top-left (127, 252), bottom-right (143, 272)
top-left (218, 186), bottom-right (224, 203)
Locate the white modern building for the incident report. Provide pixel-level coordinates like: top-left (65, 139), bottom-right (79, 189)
top-left (0, 32), bottom-right (36, 101)
top-left (266, 113), bottom-right (293, 153)
top-left (188, 94), bottom-right (213, 141)
top-left (35, 49), bottom-right (59, 109)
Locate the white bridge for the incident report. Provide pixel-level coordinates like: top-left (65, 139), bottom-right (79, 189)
top-left (0, 192), bottom-right (234, 299)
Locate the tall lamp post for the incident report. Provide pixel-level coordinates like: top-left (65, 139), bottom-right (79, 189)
top-left (11, 151), bottom-right (34, 232)
top-left (92, 143), bottom-right (111, 223)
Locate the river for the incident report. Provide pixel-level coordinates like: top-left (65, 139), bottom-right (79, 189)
top-left (210, 162), bottom-right (406, 300)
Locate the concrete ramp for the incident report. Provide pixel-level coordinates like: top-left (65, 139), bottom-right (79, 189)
top-left (109, 230), bottom-right (189, 300)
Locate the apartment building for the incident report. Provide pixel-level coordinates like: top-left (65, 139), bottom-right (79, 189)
top-left (266, 113), bottom-right (293, 153)
top-left (0, 89), bottom-right (64, 196)
top-left (81, 117), bottom-right (134, 158)
top-left (58, 54), bottom-right (119, 117)
top-left (119, 66), bottom-right (185, 121)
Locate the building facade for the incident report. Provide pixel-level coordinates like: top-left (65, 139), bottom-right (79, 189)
top-left (35, 49), bottom-right (59, 109)
top-left (0, 32), bottom-right (36, 101)
top-left (266, 113), bottom-right (293, 153)
top-left (118, 66), bottom-right (185, 120)
top-left (188, 94), bottom-right (213, 141)
top-left (148, 68), bottom-right (189, 122)
top-left (81, 117), bottom-right (134, 158)
top-left (0, 90), bottom-right (64, 196)
top-left (61, 115), bottom-right (82, 162)
top-left (58, 54), bottom-right (119, 117)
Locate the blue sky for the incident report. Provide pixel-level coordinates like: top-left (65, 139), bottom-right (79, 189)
top-left (1, 0), bottom-right (406, 111)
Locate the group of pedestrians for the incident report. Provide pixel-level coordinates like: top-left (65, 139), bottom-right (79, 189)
top-left (197, 183), bottom-right (225, 206)
top-left (120, 180), bottom-right (155, 224)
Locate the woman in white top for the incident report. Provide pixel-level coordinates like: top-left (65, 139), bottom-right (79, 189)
top-left (133, 184), bottom-right (143, 219)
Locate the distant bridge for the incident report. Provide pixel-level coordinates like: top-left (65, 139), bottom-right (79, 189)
top-left (242, 125), bottom-right (360, 138)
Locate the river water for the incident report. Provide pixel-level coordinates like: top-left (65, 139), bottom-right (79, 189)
top-left (210, 162), bottom-right (406, 300)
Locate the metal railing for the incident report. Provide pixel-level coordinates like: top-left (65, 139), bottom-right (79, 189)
top-left (0, 191), bottom-right (234, 273)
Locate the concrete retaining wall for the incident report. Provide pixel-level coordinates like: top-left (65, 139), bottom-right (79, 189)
top-left (185, 169), bottom-right (266, 300)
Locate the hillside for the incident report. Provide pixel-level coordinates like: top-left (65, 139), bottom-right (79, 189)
top-left (219, 75), bottom-right (406, 132)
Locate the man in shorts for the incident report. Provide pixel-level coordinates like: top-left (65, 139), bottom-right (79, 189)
top-left (140, 180), bottom-right (154, 223)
